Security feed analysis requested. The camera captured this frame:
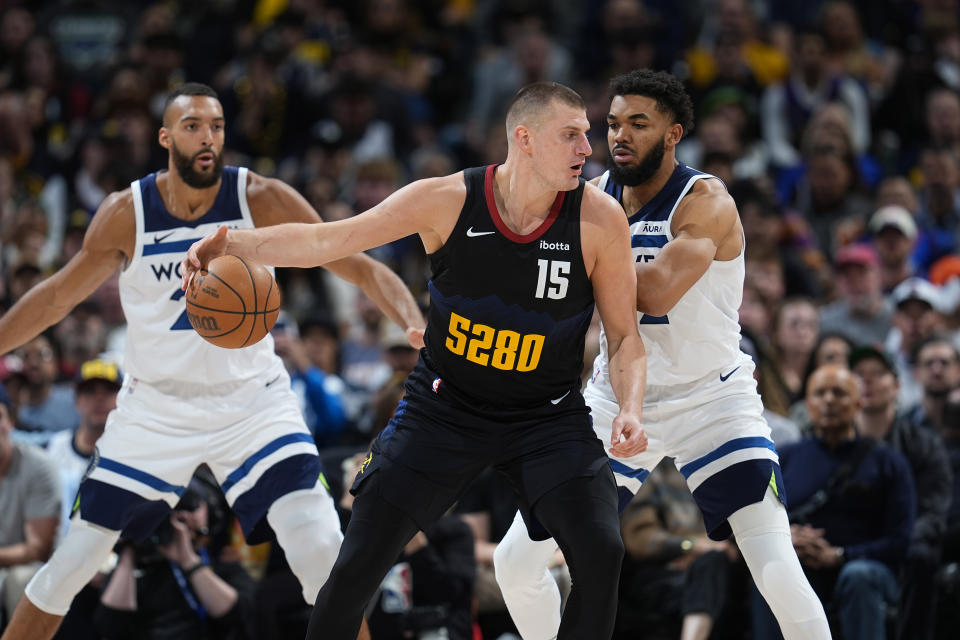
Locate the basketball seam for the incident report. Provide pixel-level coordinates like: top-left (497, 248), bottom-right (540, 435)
top-left (235, 256), bottom-right (259, 347)
top-left (262, 274), bottom-right (276, 341)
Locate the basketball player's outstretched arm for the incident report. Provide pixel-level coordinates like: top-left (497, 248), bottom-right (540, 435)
top-left (581, 185), bottom-right (648, 458)
top-left (182, 174), bottom-right (464, 285)
top-left (244, 173), bottom-right (426, 345)
top-left (0, 192), bottom-right (133, 355)
top-left (634, 179), bottom-right (740, 316)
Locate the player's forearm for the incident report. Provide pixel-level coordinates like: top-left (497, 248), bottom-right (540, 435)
top-left (0, 278), bottom-right (73, 355)
top-left (606, 333), bottom-right (646, 415)
top-left (225, 223), bottom-right (352, 268)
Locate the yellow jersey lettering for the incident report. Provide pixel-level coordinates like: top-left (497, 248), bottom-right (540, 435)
top-left (517, 334), bottom-right (545, 372)
top-left (445, 312), bottom-right (470, 355)
top-left (444, 313), bottom-right (545, 372)
top-left (491, 330), bottom-right (521, 370)
top-left (466, 323), bottom-right (494, 366)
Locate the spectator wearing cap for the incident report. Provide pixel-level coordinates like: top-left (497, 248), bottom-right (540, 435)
top-left (820, 244), bottom-right (893, 346)
top-left (869, 205), bottom-right (918, 293)
top-left (752, 365), bottom-right (915, 640)
top-left (0, 380), bottom-right (61, 627)
top-left (45, 359), bottom-right (121, 543)
top-left (885, 277), bottom-right (949, 408)
top-left (851, 345), bottom-right (953, 640)
top-left (885, 277), bottom-right (945, 407)
top-left (904, 336), bottom-right (960, 435)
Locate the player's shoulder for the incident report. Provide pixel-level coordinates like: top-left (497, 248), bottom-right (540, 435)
top-left (684, 175), bottom-right (735, 209)
top-left (580, 180), bottom-right (626, 225)
top-left (388, 171), bottom-right (467, 213)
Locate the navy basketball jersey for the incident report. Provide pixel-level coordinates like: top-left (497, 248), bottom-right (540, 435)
top-left (120, 166), bottom-right (278, 384)
top-left (424, 165), bottom-right (595, 408)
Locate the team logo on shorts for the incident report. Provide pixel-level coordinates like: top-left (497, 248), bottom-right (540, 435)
top-left (359, 453), bottom-right (373, 475)
top-left (432, 377), bottom-right (442, 393)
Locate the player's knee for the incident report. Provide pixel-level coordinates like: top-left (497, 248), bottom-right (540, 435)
top-left (25, 520), bottom-right (118, 615)
top-left (268, 487), bottom-right (343, 603)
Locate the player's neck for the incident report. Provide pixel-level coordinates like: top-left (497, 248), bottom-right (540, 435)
top-left (492, 161), bottom-right (557, 235)
top-left (158, 171), bottom-right (221, 222)
top-left (620, 159), bottom-right (677, 212)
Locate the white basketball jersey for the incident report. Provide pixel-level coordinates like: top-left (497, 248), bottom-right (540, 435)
top-left (119, 166), bottom-right (278, 385)
top-left (593, 165), bottom-right (747, 389)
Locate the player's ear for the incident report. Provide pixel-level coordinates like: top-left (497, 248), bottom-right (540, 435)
top-left (665, 123), bottom-right (683, 149)
top-left (513, 124), bottom-right (533, 154)
top-left (158, 126), bottom-right (171, 150)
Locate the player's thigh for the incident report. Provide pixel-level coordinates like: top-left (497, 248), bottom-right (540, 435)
top-left (78, 408), bottom-right (204, 536)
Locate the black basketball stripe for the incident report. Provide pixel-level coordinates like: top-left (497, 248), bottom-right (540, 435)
top-left (234, 256), bottom-right (259, 347)
top-left (183, 302), bottom-right (281, 315)
top-left (261, 273), bottom-right (277, 341)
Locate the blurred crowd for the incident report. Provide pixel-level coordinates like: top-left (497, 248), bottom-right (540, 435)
top-left (3, 0), bottom-right (960, 638)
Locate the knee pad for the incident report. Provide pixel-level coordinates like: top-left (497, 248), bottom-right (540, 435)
top-left (493, 511), bottom-right (563, 640)
top-left (493, 512), bottom-right (559, 590)
top-left (729, 488), bottom-right (830, 640)
top-left (267, 484), bottom-right (343, 604)
top-left (25, 519), bottom-right (119, 615)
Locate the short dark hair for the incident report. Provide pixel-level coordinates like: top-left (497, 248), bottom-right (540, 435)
top-left (162, 83), bottom-right (219, 123)
top-left (609, 69), bottom-right (695, 139)
top-left (505, 82), bottom-right (585, 133)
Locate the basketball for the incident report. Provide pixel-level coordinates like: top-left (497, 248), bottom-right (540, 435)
top-left (185, 255), bottom-right (282, 349)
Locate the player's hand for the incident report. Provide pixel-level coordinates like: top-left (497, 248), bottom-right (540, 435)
top-left (610, 411), bottom-right (647, 457)
top-left (406, 326), bottom-right (425, 349)
top-left (181, 225), bottom-right (229, 290)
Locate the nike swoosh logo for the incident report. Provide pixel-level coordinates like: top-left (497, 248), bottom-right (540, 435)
top-left (154, 231), bottom-right (176, 243)
top-left (466, 227), bottom-right (496, 237)
top-left (550, 390), bottom-right (571, 405)
top-left (265, 375), bottom-right (281, 388)
top-left (719, 366), bottom-right (741, 382)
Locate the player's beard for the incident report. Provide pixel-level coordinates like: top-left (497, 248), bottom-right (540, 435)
top-left (171, 141), bottom-right (224, 189)
top-left (609, 137), bottom-right (665, 186)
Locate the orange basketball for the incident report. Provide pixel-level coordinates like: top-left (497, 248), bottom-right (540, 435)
top-left (185, 255), bottom-right (282, 349)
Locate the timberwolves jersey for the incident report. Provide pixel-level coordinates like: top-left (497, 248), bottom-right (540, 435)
top-left (424, 165), bottom-right (594, 408)
top-left (594, 164), bottom-right (746, 387)
top-left (120, 166), bottom-right (277, 385)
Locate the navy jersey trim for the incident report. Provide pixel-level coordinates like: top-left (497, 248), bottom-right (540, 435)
top-left (141, 166), bottom-right (242, 233)
top-left (484, 164), bottom-right (565, 243)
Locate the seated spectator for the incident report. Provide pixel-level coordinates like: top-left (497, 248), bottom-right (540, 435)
top-left (903, 336), bottom-right (960, 433)
top-left (850, 346), bottom-right (953, 640)
top-left (94, 472), bottom-right (256, 640)
top-left (617, 459), bottom-right (743, 640)
top-left (885, 278), bottom-right (948, 408)
top-left (9, 335), bottom-right (79, 446)
top-left (0, 381), bottom-right (60, 628)
top-left (819, 244), bottom-right (893, 346)
top-left (868, 205), bottom-right (918, 293)
top-left (753, 365), bottom-right (915, 640)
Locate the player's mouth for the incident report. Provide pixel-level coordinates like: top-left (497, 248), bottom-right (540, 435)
top-left (612, 146), bottom-right (634, 163)
top-left (570, 161), bottom-right (585, 175)
top-left (195, 151), bottom-right (216, 168)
